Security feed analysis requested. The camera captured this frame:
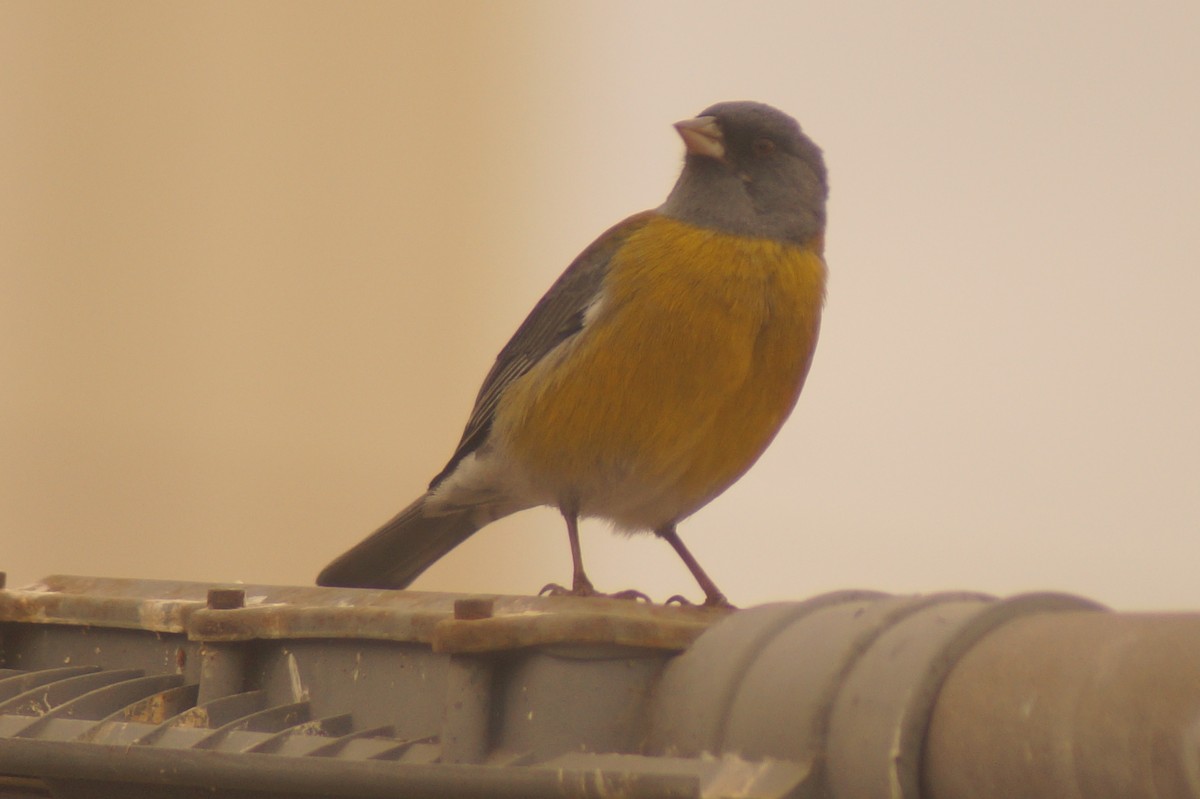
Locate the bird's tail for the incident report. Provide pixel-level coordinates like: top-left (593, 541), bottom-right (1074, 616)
top-left (316, 495), bottom-right (482, 589)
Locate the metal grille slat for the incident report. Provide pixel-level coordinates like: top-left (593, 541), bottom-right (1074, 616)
top-left (0, 669), bottom-right (144, 716)
top-left (0, 666), bottom-right (102, 703)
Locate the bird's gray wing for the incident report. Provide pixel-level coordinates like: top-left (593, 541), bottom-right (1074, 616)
top-left (429, 210), bottom-right (657, 488)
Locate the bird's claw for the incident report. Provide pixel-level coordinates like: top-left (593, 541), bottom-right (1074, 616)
top-left (538, 583), bottom-right (651, 602)
top-left (666, 593), bottom-right (737, 610)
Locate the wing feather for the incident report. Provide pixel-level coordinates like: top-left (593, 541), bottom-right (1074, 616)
top-left (429, 211), bottom-right (657, 488)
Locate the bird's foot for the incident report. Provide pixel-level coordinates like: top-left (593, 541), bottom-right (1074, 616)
top-left (666, 593), bottom-right (737, 610)
top-left (538, 582), bottom-right (652, 602)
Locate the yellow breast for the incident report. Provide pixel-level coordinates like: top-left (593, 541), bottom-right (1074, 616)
top-left (494, 215), bottom-right (826, 529)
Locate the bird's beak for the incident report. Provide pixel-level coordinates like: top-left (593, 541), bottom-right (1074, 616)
top-left (674, 116), bottom-right (725, 162)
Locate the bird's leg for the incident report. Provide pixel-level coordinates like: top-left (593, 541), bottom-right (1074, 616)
top-left (657, 524), bottom-right (734, 608)
top-left (539, 510), bottom-right (650, 601)
top-left (540, 509), bottom-right (596, 597)
top-left (564, 509), bottom-right (596, 595)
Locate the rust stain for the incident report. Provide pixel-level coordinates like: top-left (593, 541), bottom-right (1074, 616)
top-left (3, 576), bottom-right (731, 654)
top-left (170, 706), bottom-right (211, 729)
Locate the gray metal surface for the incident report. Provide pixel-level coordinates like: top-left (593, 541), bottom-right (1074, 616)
top-left (644, 590), bottom-right (1105, 797)
top-left (3, 574), bottom-right (1197, 798)
top-left (0, 576), bottom-right (752, 798)
top-left (923, 610), bottom-right (1200, 799)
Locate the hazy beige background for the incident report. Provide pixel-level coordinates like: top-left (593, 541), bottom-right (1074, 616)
top-left (3, 2), bottom-right (1198, 609)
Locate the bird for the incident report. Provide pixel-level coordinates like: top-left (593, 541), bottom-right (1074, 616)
top-left (317, 101), bottom-right (828, 607)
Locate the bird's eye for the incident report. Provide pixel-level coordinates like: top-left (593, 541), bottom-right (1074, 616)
top-left (753, 137), bottom-right (776, 156)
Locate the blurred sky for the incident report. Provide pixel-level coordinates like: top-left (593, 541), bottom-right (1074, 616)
top-left (2, 2), bottom-right (1198, 610)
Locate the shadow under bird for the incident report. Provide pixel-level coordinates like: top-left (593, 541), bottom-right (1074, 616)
top-left (317, 101), bottom-right (828, 606)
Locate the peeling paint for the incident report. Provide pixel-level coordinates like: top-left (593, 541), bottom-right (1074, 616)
top-left (700, 754), bottom-right (810, 799)
top-left (174, 707), bottom-right (210, 729)
top-left (286, 652), bottom-right (308, 702)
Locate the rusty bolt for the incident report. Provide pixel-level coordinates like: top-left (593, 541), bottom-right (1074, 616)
top-left (207, 587), bottom-right (246, 610)
top-left (454, 597), bottom-right (495, 621)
